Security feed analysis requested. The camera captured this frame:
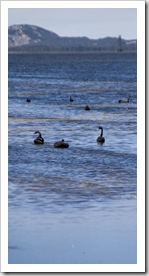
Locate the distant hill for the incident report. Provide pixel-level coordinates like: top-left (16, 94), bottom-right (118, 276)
top-left (8, 24), bottom-right (137, 53)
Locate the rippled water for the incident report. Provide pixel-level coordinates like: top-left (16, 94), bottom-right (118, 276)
top-left (8, 53), bottom-right (137, 265)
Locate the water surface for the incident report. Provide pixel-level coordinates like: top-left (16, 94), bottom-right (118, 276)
top-left (8, 53), bottom-right (137, 264)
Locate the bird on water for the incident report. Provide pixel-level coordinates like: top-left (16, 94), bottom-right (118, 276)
top-left (118, 97), bottom-right (132, 103)
top-left (97, 126), bottom-right (105, 144)
top-left (54, 139), bottom-right (69, 148)
top-left (70, 96), bottom-right (74, 102)
top-left (34, 131), bottom-right (44, 144)
top-left (84, 105), bottom-right (90, 110)
top-left (26, 98), bottom-right (31, 102)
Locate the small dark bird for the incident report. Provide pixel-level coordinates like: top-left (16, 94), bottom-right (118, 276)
top-left (26, 98), bottom-right (31, 102)
top-left (118, 97), bottom-right (132, 103)
top-left (34, 131), bottom-right (44, 144)
top-left (54, 139), bottom-right (69, 148)
top-left (84, 105), bottom-right (90, 110)
top-left (70, 96), bottom-right (74, 102)
top-left (97, 126), bottom-right (105, 144)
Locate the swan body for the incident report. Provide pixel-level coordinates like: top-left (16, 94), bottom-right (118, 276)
top-left (34, 131), bottom-right (44, 144)
top-left (84, 105), bottom-right (90, 110)
top-left (26, 98), bottom-right (31, 102)
top-left (54, 139), bottom-right (69, 148)
top-left (97, 126), bottom-right (105, 144)
top-left (118, 97), bottom-right (131, 103)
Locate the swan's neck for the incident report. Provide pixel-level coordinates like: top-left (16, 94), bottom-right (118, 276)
top-left (100, 128), bottom-right (103, 137)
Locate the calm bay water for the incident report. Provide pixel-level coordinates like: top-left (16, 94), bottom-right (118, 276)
top-left (8, 53), bottom-right (137, 265)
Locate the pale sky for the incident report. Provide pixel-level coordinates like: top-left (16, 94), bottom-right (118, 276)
top-left (8, 8), bottom-right (137, 40)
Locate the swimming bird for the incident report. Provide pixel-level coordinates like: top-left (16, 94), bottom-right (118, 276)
top-left (118, 97), bottom-right (131, 103)
top-left (70, 96), bottom-right (74, 102)
top-left (84, 105), bottom-right (90, 110)
top-left (34, 131), bottom-right (44, 144)
top-left (97, 126), bottom-right (105, 144)
top-left (26, 98), bottom-right (31, 102)
top-left (54, 139), bottom-right (69, 148)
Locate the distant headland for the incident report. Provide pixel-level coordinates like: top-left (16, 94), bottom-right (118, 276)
top-left (8, 24), bottom-right (137, 53)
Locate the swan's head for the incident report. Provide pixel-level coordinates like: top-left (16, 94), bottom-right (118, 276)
top-left (99, 126), bottom-right (103, 130)
top-left (34, 131), bottom-right (41, 135)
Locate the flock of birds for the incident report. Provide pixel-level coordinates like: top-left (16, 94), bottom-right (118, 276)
top-left (28, 95), bottom-right (131, 148)
top-left (33, 126), bottom-right (105, 148)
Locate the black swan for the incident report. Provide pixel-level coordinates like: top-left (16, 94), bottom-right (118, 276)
top-left (54, 139), bottom-right (69, 148)
top-left (97, 126), bottom-right (105, 143)
top-left (84, 105), bottom-right (90, 110)
top-left (34, 131), bottom-right (44, 144)
top-left (118, 97), bottom-right (131, 103)
top-left (26, 98), bottom-right (31, 102)
top-left (70, 96), bottom-right (74, 102)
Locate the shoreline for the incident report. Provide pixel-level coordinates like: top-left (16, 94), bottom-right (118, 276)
top-left (8, 50), bottom-right (137, 55)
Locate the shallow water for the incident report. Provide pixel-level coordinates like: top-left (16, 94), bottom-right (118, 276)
top-left (8, 53), bottom-right (137, 264)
